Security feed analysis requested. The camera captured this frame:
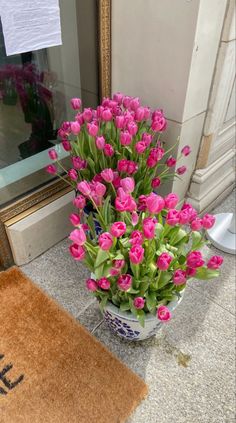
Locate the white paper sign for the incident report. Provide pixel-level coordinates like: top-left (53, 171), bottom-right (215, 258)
top-left (0, 0), bottom-right (62, 56)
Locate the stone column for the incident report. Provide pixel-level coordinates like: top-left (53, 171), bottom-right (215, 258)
top-left (111, 0), bottom-right (228, 201)
top-left (187, 0), bottom-right (235, 212)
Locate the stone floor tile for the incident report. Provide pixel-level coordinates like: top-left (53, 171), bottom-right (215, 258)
top-left (76, 300), bottom-right (104, 332)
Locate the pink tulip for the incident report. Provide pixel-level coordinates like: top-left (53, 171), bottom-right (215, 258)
top-left (61, 121), bottom-right (71, 132)
top-left (93, 182), bottom-right (106, 197)
top-left (166, 156), bottom-right (176, 167)
top-left (173, 269), bottom-right (187, 285)
top-left (115, 188), bottom-right (136, 212)
top-left (113, 92), bottom-right (124, 104)
top-left (127, 121), bottom-right (138, 136)
top-left (130, 230), bottom-right (143, 246)
top-left (115, 115), bottom-right (125, 129)
top-left (87, 122), bottom-right (98, 137)
top-left (135, 141), bottom-right (147, 154)
top-left (75, 113), bottom-right (84, 125)
top-left (151, 116), bottom-right (167, 132)
top-left (147, 147), bottom-right (164, 168)
top-left (69, 228), bottom-right (86, 245)
top-left (186, 267), bottom-right (196, 277)
top-left (68, 169), bottom-right (77, 181)
top-left (142, 132), bottom-right (152, 146)
top-left (101, 168), bottom-right (114, 183)
top-left (138, 195), bottom-right (147, 211)
top-left (157, 305), bottom-right (171, 321)
top-left (48, 149), bottom-right (58, 160)
top-left (157, 253), bottom-right (173, 270)
top-left (96, 136), bottom-right (105, 150)
top-left (129, 244), bottom-right (144, 264)
top-left (92, 174), bottom-right (103, 183)
top-left (120, 177), bottom-right (135, 193)
top-left (186, 251), bottom-right (204, 268)
top-left (70, 98), bottom-right (82, 110)
top-left (181, 145), bottom-right (191, 156)
top-left (73, 195), bottom-right (86, 209)
top-left (143, 107), bottom-right (151, 120)
top-left (133, 297), bottom-right (145, 309)
top-left (110, 221), bottom-right (126, 237)
top-left (97, 277), bottom-right (111, 290)
top-left (123, 96), bottom-right (132, 108)
top-left (120, 130), bottom-right (132, 146)
top-left (86, 278), bottom-right (97, 291)
top-left (62, 140), bottom-right (71, 151)
top-left (202, 214), bottom-right (216, 229)
top-left (69, 213), bottom-right (81, 226)
top-left (151, 177), bottom-right (161, 189)
top-left (127, 161), bottom-right (138, 175)
top-left (166, 209), bottom-right (180, 226)
top-left (207, 256), bottom-right (224, 269)
top-left (46, 164), bottom-right (57, 174)
top-left (71, 121), bottom-right (81, 135)
top-left (77, 181), bottom-right (91, 197)
top-left (98, 232), bottom-right (113, 250)
top-left (130, 97), bottom-right (140, 111)
top-left (191, 218), bottom-right (203, 231)
top-left (118, 159), bottom-right (138, 174)
top-left (69, 244), bottom-right (85, 261)
top-left (117, 274), bottom-right (132, 291)
top-left (146, 193), bottom-right (165, 214)
top-left (165, 193), bottom-right (179, 209)
top-left (112, 259), bottom-right (125, 269)
top-left (131, 212), bottom-right (139, 226)
top-left (113, 172), bottom-right (121, 189)
top-left (135, 107), bottom-right (145, 121)
top-left (143, 217), bottom-right (156, 239)
top-left (177, 166), bottom-right (187, 175)
top-left (101, 108), bottom-right (113, 121)
top-left (179, 209), bottom-right (191, 224)
top-left (104, 143), bottom-right (114, 157)
top-left (72, 156), bottom-right (87, 170)
top-left (181, 203), bottom-right (198, 222)
top-left (83, 108), bottom-right (93, 122)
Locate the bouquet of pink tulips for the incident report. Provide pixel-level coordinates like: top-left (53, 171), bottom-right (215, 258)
top-left (46, 93), bottom-right (223, 327)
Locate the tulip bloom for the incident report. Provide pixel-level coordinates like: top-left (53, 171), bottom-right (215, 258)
top-left (96, 136), bottom-right (105, 150)
top-left (179, 209), bottom-right (191, 225)
top-left (173, 269), bottom-right (187, 285)
top-left (120, 130), bottom-right (132, 146)
top-left (68, 169), bottom-right (77, 181)
top-left (101, 168), bottom-right (114, 183)
top-left (166, 209), bottom-right (180, 226)
top-left (77, 181), bottom-right (91, 196)
top-left (117, 274), bottom-right (132, 291)
top-left (157, 305), bottom-right (171, 321)
top-left (120, 177), bottom-right (135, 193)
top-left (131, 212), bottom-right (139, 226)
top-left (115, 188), bottom-right (136, 212)
top-left (151, 177), bottom-right (161, 189)
top-left (46, 164), bottom-right (57, 174)
top-left (48, 149), bottom-right (58, 160)
top-left (186, 251), bottom-right (204, 268)
top-left (202, 214), bottom-right (216, 229)
top-left (191, 218), bottom-right (203, 231)
top-left (146, 193), bottom-right (165, 214)
top-left (130, 230), bottom-right (143, 245)
top-left (71, 121), bottom-right (81, 135)
top-left (101, 108), bottom-right (113, 121)
top-left (166, 156), bottom-right (176, 167)
top-left (110, 221), bottom-right (126, 237)
top-left (71, 98), bottom-right (82, 110)
top-left (129, 245), bottom-right (144, 264)
top-left (73, 195), bottom-right (86, 209)
top-left (177, 166), bottom-right (187, 175)
top-left (62, 140), bottom-right (71, 151)
top-left (133, 297), bottom-right (145, 309)
top-left (135, 141), bottom-right (147, 154)
top-left (97, 277), bottom-right (111, 290)
top-left (207, 256), bottom-right (223, 269)
top-left (143, 217), bottom-right (156, 239)
top-left (181, 203), bottom-right (197, 222)
top-left (104, 143), bottom-right (114, 157)
top-left (86, 278), bottom-right (97, 291)
top-left (69, 228), bottom-right (86, 245)
top-left (69, 244), bottom-right (85, 261)
top-left (69, 213), bottom-right (81, 226)
top-left (87, 122), bottom-right (99, 137)
top-left (186, 267), bottom-right (197, 277)
top-left (83, 108), bottom-right (93, 122)
top-left (156, 253), bottom-right (173, 270)
top-left (72, 156), bottom-right (87, 170)
top-left (181, 145), bottom-right (191, 156)
top-left (98, 232), bottom-right (113, 250)
top-left (165, 193), bottom-right (179, 209)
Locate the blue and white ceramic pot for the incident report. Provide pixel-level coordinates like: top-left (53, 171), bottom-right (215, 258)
top-left (102, 294), bottom-right (184, 341)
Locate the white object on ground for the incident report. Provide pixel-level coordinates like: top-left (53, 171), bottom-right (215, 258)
top-left (207, 213), bottom-right (236, 255)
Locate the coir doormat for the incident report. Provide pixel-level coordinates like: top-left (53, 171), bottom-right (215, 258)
top-left (0, 268), bottom-right (147, 423)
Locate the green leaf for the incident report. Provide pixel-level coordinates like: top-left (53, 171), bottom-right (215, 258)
top-left (99, 295), bottom-right (108, 311)
top-left (146, 292), bottom-right (157, 312)
top-left (139, 280), bottom-right (150, 296)
top-left (87, 212), bottom-right (96, 239)
top-left (94, 264), bottom-right (104, 279)
top-left (127, 287), bottom-right (140, 294)
top-left (195, 267), bottom-right (220, 280)
top-left (95, 248), bottom-right (110, 268)
top-left (178, 255), bottom-right (186, 265)
top-left (191, 231), bottom-right (202, 250)
top-left (113, 252), bottom-right (125, 260)
top-left (136, 310), bottom-right (145, 328)
top-left (102, 195), bottom-right (111, 225)
top-left (158, 272), bottom-right (173, 289)
top-left (171, 228), bottom-right (187, 245)
top-left (120, 302), bottom-right (130, 311)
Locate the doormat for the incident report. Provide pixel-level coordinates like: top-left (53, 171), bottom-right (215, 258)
top-left (0, 267), bottom-right (147, 423)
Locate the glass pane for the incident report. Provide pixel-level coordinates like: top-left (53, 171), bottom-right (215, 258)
top-left (0, 0), bottom-right (99, 206)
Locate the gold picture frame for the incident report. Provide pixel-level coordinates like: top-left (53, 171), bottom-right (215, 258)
top-left (0, 0), bottom-right (111, 269)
